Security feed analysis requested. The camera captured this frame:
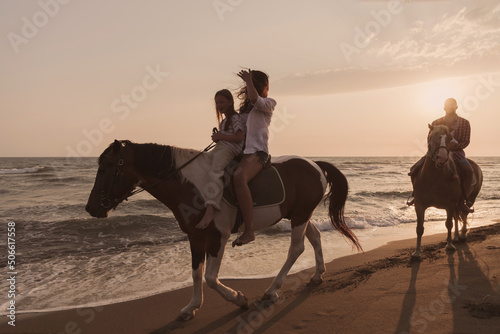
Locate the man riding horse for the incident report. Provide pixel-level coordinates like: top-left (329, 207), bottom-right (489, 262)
top-left (408, 98), bottom-right (473, 213)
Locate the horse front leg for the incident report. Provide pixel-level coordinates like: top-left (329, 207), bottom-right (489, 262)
top-left (305, 222), bottom-right (325, 286)
top-left (411, 204), bottom-right (425, 261)
top-left (205, 236), bottom-right (248, 309)
top-left (263, 218), bottom-right (308, 302)
top-left (445, 209), bottom-right (456, 253)
top-left (453, 211), bottom-right (460, 243)
top-left (178, 239), bottom-right (205, 322)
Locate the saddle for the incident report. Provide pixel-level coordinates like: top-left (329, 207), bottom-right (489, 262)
top-left (221, 160), bottom-right (285, 233)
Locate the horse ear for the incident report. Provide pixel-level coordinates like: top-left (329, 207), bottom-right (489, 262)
top-left (112, 140), bottom-right (122, 154)
top-left (428, 124), bottom-right (434, 131)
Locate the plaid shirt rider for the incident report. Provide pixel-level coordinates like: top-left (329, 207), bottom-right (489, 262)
top-left (429, 116), bottom-right (471, 162)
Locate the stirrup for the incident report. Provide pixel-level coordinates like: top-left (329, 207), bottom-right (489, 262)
top-left (406, 195), bottom-right (415, 206)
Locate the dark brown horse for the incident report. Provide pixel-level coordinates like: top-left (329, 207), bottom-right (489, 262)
top-left (410, 125), bottom-right (482, 261)
top-left (86, 140), bottom-right (362, 321)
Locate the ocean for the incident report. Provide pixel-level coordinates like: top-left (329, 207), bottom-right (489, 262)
top-left (1, 156), bottom-right (499, 314)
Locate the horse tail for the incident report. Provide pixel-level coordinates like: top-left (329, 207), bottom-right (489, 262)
top-left (314, 161), bottom-right (362, 251)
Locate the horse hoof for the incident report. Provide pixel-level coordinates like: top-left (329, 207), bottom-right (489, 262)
top-left (255, 294), bottom-right (276, 308)
top-left (176, 312), bottom-right (194, 322)
top-left (236, 291), bottom-right (249, 309)
top-left (307, 277), bottom-right (323, 287)
top-left (446, 245), bottom-right (456, 253)
top-left (262, 292), bottom-right (278, 303)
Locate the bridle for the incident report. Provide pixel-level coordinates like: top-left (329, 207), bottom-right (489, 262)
top-left (99, 154), bottom-right (129, 209)
top-left (99, 140), bottom-right (216, 209)
top-left (428, 144), bottom-right (450, 168)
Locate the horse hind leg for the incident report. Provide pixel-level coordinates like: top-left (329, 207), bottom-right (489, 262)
top-left (453, 211), bottom-right (460, 243)
top-left (305, 222), bottom-right (325, 286)
top-left (452, 211), bottom-right (468, 243)
top-left (263, 218), bottom-right (309, 302)
top-left (459, 212), bottom-right (468, 242)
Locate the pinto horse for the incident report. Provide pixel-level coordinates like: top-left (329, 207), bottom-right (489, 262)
top-left (86, 140), bottom-right (362, 321)
top-left (410, 125), bottom-right (482, 261)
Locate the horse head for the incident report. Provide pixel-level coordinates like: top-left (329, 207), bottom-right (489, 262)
top-left (427, 124), bottom-right (453, 168)
top-left (86, 140), bottom-right (140, 218)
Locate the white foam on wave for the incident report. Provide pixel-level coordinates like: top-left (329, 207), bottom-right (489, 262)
top-left (0, 166), bottom-right (44, 174)
top-left (2, 218), bottom-right (497, 316)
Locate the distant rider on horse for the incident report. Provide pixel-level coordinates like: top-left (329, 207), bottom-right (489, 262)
top-left (408, 98), bottom-right (474, 213)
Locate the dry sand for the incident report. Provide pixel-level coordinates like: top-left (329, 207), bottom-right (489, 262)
top-left (2, 222), bottom-right (499, 334)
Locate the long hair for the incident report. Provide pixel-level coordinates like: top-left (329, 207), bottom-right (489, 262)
top-left (215, 89), bottom-right (237, 131)
top-left (237, 70), bottom-right (269, 114)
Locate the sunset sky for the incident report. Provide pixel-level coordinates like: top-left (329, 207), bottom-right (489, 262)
top-left (1, 0), bottom-right (500, 157)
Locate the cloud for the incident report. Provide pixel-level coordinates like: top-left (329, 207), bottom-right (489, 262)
top-left (273, 4), bottom-right (500, 96)
top-left (371, 5), bottom-right (500, 68)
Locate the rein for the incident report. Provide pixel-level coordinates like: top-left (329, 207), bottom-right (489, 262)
top-left (101, 140), bottom-right (217, 208)
top-left (428, 145), bottom-right (450, 168)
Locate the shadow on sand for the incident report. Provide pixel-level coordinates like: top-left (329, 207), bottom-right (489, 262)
top-left (150, 287), bottom-right (313, 334)
top-left (395, 238), bottom-right (498, 334)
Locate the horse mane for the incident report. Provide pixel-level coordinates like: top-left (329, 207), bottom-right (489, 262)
top-left (99, 140), bottom-right (211, 190)
top-left (130, 143), bottom-right (174, 178)
top-left (99, 141), bottom-right (174, 178)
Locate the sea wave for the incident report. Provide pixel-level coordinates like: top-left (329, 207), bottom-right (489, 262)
top-left (0, 166), bottom-right (45, 175)
top-left (268, 216), bottom-right (412, 232)
top-left (478, 195), bottom-right (500, 201)
top-left (352, 190), bottom-right (412, 198)
top-left (0, 215), bottom-right (182, 268)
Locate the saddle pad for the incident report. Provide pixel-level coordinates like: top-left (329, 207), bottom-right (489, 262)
top-left (222, 166), bottom-right (285, 208)
top-left (457, 158), bottom-right (478, 188)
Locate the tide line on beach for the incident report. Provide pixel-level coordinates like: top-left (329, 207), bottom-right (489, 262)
top-left (2, 221), bottom-right (499, 334)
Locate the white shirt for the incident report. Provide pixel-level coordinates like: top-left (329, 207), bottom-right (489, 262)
top-left (243, 96), bottom-right (276, 154)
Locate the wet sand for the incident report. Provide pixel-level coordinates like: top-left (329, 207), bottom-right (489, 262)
top-left (2, 222), bottom-right (499, 334)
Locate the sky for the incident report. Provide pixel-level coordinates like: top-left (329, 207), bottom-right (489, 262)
top-left (1, 0), bottom-right (500, 157)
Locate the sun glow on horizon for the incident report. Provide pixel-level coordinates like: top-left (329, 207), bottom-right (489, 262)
top-left (416, 78), bottom-right (467, 118)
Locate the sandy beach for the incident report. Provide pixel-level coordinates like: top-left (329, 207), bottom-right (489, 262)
top-left (2, 221), bottom-right (499, 334)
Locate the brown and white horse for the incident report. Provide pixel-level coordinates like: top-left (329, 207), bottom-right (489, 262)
top-left (86, 140), bottom-right (362, 321)
top-left (410, 125), bottom-right (482, 261)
